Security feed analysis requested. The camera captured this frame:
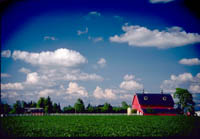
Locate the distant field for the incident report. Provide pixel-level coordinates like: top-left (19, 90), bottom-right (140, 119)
top-left (1, 115), bottom-right (200, 137)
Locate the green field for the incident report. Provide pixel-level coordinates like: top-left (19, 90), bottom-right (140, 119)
top-left (1, 115), bottom-right (200, 137)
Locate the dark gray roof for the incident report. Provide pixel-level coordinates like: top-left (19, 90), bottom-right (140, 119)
top-left (136, 93), bottom-right (174, 107)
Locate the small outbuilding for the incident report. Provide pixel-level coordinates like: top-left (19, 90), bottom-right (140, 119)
top-left (24, 108), bottom-right (44, 115)
top-left (195, 111), bottom-right (200, 116)
top-left (132, 93), bottom-right (177, 116)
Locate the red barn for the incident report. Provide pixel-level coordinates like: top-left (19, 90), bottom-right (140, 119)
top-left (132, 93), bottom-right (177, 116)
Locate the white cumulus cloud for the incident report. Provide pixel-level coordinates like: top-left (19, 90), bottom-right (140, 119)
top-left (160, 72), bottom-right (200, 93)
top-left (110, 25), bottom-right (200, 49)
top-left (124, 74), bottom-right (135, 81)
top-left (12, 48), bottom-right (87, 67)
top-left (1, 82), bottom-right (24, 90)
top-left (170, 73), bottom-right (193, 82)
top-left (1, 92), bottom-right (19, 99)
top-left (189, 85), bottom-right (200, 93)
top-left (93, 86), bottom-right (116, 100)
top-left (1, 50), bottom-right (11, 58)
top-left (120, 74), bottom-right (143, 91)
top-left (39, 89), bottom-right (54, 97)
top-left (19, 67), bottom-right (31, 74)
top-left (120, 80), bottom-right (143, 91)
top-left (97, 58), bottom-right (106, 68)
top-left (66, 82), bottom-right (88, 97)
top-left (26, 72), bottom-right (39, 84)
top-left (63, 72), bottom-right (103, 81)
top-left (179, 58), bottom-right (200, 66)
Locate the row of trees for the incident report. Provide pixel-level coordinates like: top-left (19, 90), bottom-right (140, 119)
top-left (0, 96), bottom-right (61, 114)
top-left (0, 88), bottom-right (196, 115)
top-left (63, 99), bottom-right (129, 113)
top-left (0, 97), bottom-right (129, 114)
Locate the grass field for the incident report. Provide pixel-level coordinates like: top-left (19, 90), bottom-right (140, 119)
top-left (1, 115), bottom-right (200, 137)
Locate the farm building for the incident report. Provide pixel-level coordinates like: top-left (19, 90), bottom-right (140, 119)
top-left (132, 93), bottom-right (177, 116)
top-left (24, 108), bottom-right (44, 115)
top-left (195, 111), bottom-right (200, 116)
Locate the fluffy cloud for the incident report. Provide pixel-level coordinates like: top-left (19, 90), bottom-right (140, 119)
top-left (1, 50), bottom-right (11, 58)
top-left (120, 80), bottom-right (143, 91)
top-left (26, 72), bottom-right (39, 84)
top-left (179, 58), bottom-right (200, 66)
top-left (88, 36), bottom-right (103, 42)
top-left (77, 27), bottom-right (88, 35)
top-left (97, 58), bottom-right (106, 68)
top-left (93, 86), bottom-right (116, 99)
top-left (124, 74), bottom-right (135, 81)
top-left (64, 72), bottom-right (103, 81)
top-left (39, 89), bottom-right (54, 97)
top-left (170, 73), bottom-right (193, 82)
top-left (88, 11), bottom-right (101, 16)
top-left (44, 36), bottom-right (56, 40)
top-left (66, 82), bottom-right (88, 97)
top-left (66, 73), bottom-right (103, 81)
top-left (1, 82), bottom-right (24, 90)
top-left (120, 74), bottom-right (143, 91)
top-left (110, 25), bottom-right (200, 49)
top-left (12, 48), bottom-right (87, 67)
top-left (39, 68), bottom-right (103, 82)
top-left (1, 73), bottom-right (11, 78)
top-left (189, 85), bottom-right (200, 93)
top-left (1, 92), bottom-right (19, 99)
top-left (149, 0), bottom-right (174, 3)
top-left (19, 67), bottom-right (31, 74)
top-left (160, 72), bottom-right (200, 93)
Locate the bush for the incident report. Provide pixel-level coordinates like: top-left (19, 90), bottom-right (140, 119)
top-left (146, 108), bottom-right (155, 114)
top-left (131, 109), bottom-right (137, 113)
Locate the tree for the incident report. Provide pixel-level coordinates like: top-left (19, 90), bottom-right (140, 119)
top-left (44, 96), bottom-right (53, 113)
top-left (101, 103), bottom-right (112, 113)
top-left (74, 98), bottom-right (85, 113)
top-left (0, 103), bottom-right (11, 114)
top-left (121, 101), bottom-right (129, 109)
top-left (173, 88), bottom-right (195, 115)
top-left (21, 101), bottom-right (27, 109)
top-left (37, 97), bottom-right (45, 108)
top-left (53, 103), bottom-right (61, 113)
top-left (30, 101), bottom-right (37, 108)
top-left (11, 100), bottom-right (23, 114)
top-left (63, 105), bottom-right (75, 113)
top-left (57, 103), bottom-right (62, 113)
top-left (86, 104), bottom-right (95, 113)
top-left (113, 107), bottom-right (123, 113)
top-left (53, 103), bottom-right (58, 113)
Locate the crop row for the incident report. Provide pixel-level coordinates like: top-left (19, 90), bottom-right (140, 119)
top-left (1, 115), bottom-right (200, 137)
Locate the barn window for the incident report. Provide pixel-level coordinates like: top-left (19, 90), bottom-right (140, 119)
top-left (144, 96), bottom-right (148, 100)
top-left (163, 96), bottom-right (167, 101)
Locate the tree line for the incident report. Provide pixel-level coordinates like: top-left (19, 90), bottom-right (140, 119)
top-left (0, 88), bottom-right (196, 115)
top-left (0, 97), bottom-right (129, 114)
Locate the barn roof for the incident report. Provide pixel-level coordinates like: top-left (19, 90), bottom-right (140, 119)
top-left (135, 93), bottom-right (174, 107)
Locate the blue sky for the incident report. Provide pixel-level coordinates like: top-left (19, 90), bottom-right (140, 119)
top-left (1, 0), bottom-right (200, 109)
